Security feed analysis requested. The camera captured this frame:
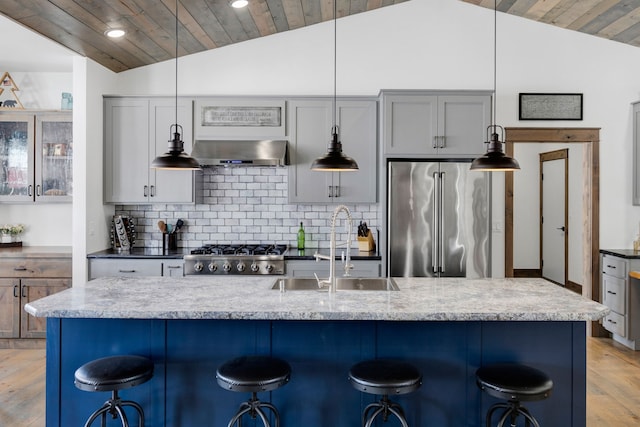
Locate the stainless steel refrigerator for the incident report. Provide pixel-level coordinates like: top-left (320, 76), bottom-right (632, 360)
top-left (387, 161), bottom-right (491, 278)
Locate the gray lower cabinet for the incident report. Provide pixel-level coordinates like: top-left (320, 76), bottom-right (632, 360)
top-left (286, 260), bottom-right (381, 278)
top-left (88, 258), bottom-right (184, 280)
top-left (288, 98), bottom-right (377, 203)
top-left (104, 96), bottom-right (198, 204)
top-left (381, 91), bottom-right (491, 157)
top-left (601, 253), bottom-right (640, 349)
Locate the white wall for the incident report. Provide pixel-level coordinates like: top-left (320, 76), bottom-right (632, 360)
top-left (107, 0), bottom-right (640, 275)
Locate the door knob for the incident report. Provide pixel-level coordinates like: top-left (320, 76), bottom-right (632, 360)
top-left (557, 226), bottom-right (566, 231)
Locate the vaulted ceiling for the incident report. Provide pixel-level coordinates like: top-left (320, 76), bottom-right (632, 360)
top-left (1, 1), bottom-right (639, 73)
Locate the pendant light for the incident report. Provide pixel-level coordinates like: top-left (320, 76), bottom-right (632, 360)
top-left (310, 0), bottom-right (359, 172)
top-left (470, 0), bottom-right (520, 172)
top-left (151, 0), bottom-right (200, 170)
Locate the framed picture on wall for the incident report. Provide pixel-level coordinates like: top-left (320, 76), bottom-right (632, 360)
top-left (519, 93), bottom-right (583, 120)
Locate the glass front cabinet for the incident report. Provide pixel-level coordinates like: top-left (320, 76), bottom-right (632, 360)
top-left (0, 111), bottom-right (72, 203)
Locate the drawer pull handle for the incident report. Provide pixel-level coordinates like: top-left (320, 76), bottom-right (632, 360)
top-left (167, 265), bottom-right (181, 269)
top-left (606, 265), bottom-right (616, 269)
top-left (13, 267), bottom-right (28, 271)
top-left (13, 285), bottom-right (19, 298)
top-left (118, 269), bottom-right (136, 273)
top-left (607, 291), bottom-right (617, 295)
top-left (607, 319), bottom-right (617, 325)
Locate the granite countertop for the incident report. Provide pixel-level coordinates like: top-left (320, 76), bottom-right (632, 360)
top-left (0, 246), bottom-right (72, 258)
top-left (25, 277), bottom-right (608, 322)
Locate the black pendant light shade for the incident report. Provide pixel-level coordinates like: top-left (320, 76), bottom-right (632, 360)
top-left (151, 124), bottom-right (201, 170)
top-left (311, 126), bottom-right (359, 171)
top-left (470, 125), bottom-right (520, 171)
top-left (150, 0), bottom-right (200, 171)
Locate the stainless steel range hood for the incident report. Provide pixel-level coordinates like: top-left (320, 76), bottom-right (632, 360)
top-left (191, 139), bottom-right (289, 167)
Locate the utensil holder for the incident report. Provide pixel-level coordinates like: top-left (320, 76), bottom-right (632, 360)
top-left (162, 233), bottom-right (177, 253)
top-left (357, 231), bottom-right (375, 252)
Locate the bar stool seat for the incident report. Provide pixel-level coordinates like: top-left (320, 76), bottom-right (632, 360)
top-left (476, 363), bottom-right (553, 427)
top-left (75, 355), bottom-right (153, 427)
top-left (349, 359), bottom-right (422, 427)
top-left (216, 355), bottom-right (291, 427)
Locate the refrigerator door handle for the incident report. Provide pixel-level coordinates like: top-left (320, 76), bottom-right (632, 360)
top-left (432, 171), bottom-right (440, 273)
top-left (439, 171), bottom-right (445, 273)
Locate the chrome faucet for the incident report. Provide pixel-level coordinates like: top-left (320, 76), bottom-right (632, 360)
top-left (314, 205), bottom-right (354, 293)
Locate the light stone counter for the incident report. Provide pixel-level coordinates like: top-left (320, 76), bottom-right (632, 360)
top-left (26, 276), bottom-right (608, 321)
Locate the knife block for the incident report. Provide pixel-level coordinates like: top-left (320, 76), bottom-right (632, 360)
top-left (357, 231), bottom-right (375, 252)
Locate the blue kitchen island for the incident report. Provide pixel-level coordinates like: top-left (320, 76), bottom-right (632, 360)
top-left (26, 276), bottom-right (607, 426)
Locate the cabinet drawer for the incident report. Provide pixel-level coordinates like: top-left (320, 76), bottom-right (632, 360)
top-left (603, 274), bottom-right (626, 315)
top-left (0, 258), bottom-right (71, 278)
top-left (603, 311), bottom-right (626, 337)
top-left (88, 259), bottom-right (162, 279)
top-left (602, 255), bottom-right (627, 279)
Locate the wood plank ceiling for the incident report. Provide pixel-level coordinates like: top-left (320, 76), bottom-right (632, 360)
top-left (1, 1), bottom-right (640, 73)
top-left (0, 0), bottom-right (408, 73)
top-left (463, 0), bottom-right (640, 49)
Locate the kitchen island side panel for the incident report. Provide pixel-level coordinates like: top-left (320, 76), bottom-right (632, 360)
top-left (45, 318), bottom-right (587, 427)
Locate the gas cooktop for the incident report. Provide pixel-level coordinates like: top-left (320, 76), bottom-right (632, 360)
top-left (189, 244), bottom-right (288, 256)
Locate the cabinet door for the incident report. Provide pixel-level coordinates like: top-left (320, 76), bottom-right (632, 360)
top-left (288, 98), bottom-right (377, 203)
top-left (0, 113), bottom-right (35, 202)
top-left (0, 278), bottom-right (20, 338)
top-left (162, 260), bottom-right (184, 277)
top-left (149, 98), bottom-right (196, 203)
top-left (104, 98), bottom-right (150, 203)
top-left (288, 99), bottom-right (334, 203)
top-left (438, 95), bottom-right (491, 156)
top-left (286, 260), bottom-right (381, 277)
top-left (333, 101), bottom-right (377, 203)
top-left (36, 112), bottom-right (73, 202)
top-left (633, 103), bottom-right (640, 205)
top-left (21, 278), bottom-right (70, 338)
top-left (382, 95), bottom-right (437, 156)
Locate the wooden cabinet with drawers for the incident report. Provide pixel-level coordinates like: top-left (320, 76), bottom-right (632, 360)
top-left (0, 255), bottom-right (71, 343)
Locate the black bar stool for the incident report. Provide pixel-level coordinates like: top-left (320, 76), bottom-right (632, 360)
top-left (74, 355), bottom-right (154, 427)
top-left (348, 359), bottom-right (423, 427)
top-left (216, 355), bottom-right (291, 427)
top-left (476, 363), bottom-right (553, 427)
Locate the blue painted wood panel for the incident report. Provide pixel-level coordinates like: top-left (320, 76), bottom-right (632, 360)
top-left (46, 318), bottom-right (586, 426)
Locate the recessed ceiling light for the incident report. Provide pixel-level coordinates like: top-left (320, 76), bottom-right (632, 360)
top-left (229, 0), bottom-right (248, 8)
top-left (105, 29), bottom-right (126, 38)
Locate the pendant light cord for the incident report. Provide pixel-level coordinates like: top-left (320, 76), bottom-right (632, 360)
top-left (333, 0), bottom-right (337, 129)
top-left (175, 0), bottom-right (179, 127)
top-left (492, 0), bottom-right (497, 127)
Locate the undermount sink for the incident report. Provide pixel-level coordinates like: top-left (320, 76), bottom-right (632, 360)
top-left (271, 277), bottom-right (399, 291)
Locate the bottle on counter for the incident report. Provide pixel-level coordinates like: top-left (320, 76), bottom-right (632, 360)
top-left (297, 222), bottom-right (305, 250)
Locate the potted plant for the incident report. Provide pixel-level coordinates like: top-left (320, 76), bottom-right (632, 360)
top-left (0, 224), bottom-right (25, 243)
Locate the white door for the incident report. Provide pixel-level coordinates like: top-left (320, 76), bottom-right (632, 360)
top-left (540, 150), bottom-right (568, 285)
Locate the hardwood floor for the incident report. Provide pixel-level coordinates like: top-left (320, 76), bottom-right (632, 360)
top-left (1, 337), bottom-right (639, 426)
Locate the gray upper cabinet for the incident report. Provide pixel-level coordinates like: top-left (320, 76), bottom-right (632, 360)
top-left (633, 101), bottom-right (640, 205)
top-left (104, 97), bottom-right (198, 204)
top-left (288, 98), bottom-right (377, 203)
top-left (381, 91), bottom-right (491, 157)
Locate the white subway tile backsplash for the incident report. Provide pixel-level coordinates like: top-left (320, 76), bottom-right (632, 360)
top-left (116, 167), bottom-right (379, 249)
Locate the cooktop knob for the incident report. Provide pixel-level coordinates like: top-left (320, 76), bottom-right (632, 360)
top-left (223, 262), bottom-right (232, 273)
top-left (250, 262), bottom-right (260, 272)
top-left (208, 262), bottom-right (218, 272)
top-left (194, 262), bottom-right (204, 272)
top-left (265, 264), bottom-right (274, 273)
top-left (236, 261), bottom-right (246, 272)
